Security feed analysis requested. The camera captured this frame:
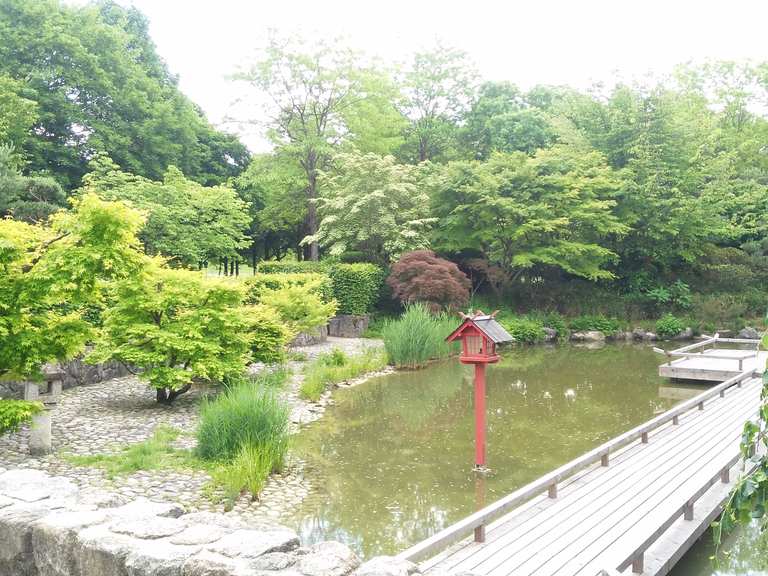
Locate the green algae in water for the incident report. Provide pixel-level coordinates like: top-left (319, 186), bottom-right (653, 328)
top-left (288, 343), bottom-right (703, 558)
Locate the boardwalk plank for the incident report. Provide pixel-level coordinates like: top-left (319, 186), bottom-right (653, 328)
top-left (420, 377), bottom-right (761, 576)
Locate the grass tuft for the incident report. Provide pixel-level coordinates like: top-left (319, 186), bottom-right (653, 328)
top-left (381, 303), bottom-right (457, 368)
top-left (299, 347), bottom-right (388, 401)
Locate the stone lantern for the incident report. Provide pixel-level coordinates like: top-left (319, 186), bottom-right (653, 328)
top-left (25, 366), bottom-right (65, 456)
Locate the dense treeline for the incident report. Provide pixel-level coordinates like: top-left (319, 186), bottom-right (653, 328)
top-left (2, 1), bottom-right (767, 321)
top-left (236, 40), bottom-right (768, 319)
top-left (0, 0), bottom-right (248, 189)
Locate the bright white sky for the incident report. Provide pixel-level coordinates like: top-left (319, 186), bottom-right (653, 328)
top-left (72, 0), bottom-right (768, 151)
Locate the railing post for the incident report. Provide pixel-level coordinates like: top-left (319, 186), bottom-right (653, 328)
top-left (632, 553), bottom-right (644, 574)
top-left (672, 415), bottom-right (679, 425)
top-left (548, 483), bottom-right (558, 498)
top-left (720, 389), bottom-right (725, 398)
top-left (641, 432), bottom-right (648, 444)
top-left (474, 524), bottom-right (486, 543)
top-left (739, 358), bottom-right (743, 371)
top-left (684, 501), bottom-right (694, 521)
top-left (601, 453), bottom-right (610, 467)
top-left (721, 467), bottom-right (730, 483)
top-left (697, 401), bottom-right (704, 411)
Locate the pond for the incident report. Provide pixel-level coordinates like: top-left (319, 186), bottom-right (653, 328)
top-left (286, 342), bottom-right (762, 574)
top-left (288, 343), bottom-right (692, 553)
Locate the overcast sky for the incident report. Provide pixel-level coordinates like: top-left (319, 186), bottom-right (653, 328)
top-left (76, 0), bottom-right (768, 150)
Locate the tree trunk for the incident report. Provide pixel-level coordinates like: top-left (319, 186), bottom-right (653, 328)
top-left (229, 258), bottom-right (235, 276)
top-left (156, 384), bottom-right (192, 404)
top-left (252, 244), bottom-right (257, 275)
top-left (223, 256), bottom-right (228, 276)
top-left (235, 260), bottom-right (239, 277)
top-left (306, 155), bottom-right (320, 261)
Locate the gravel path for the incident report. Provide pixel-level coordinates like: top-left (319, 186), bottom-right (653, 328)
top-left (0, 337), bottom-right (384, 524)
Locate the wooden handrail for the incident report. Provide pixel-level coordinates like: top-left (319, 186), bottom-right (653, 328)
top-left (598, 449), bottom-right (754, 576)
top-left (397, 368), bottom-right (755, 563)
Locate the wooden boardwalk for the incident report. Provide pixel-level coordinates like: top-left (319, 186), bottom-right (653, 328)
top-left (656, 335), bottom-right (766, 381)
top-left (398, 370), bottom-right (760, 576)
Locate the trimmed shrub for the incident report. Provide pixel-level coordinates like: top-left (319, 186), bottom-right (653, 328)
top-left (300, 348), bottom-right (387, 401)
top-left (387, 250), bottom-right (471, 312)
top-left (382, 303), bottom-right (457, 368)
top-left (569, 315), bottom-right (620, 336)
top-left (244, 305), bottom-right (290, 364)
top-left (328, 263), bottom-right (384, 315)
top-left (261, 284), bottom-right (338, 336)
top-left (656, 314), bottom-right (686, 339)
top-left (244, 273), bottom-right (333, 304)
top-left (256, 261), bottom-right (327, 274)
top-left (196, 374), bottom-right (289, 463)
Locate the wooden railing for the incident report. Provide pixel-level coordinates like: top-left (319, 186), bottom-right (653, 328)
top-left (654, 334), bottom-right (760, 371)
top-left (396, 368), bottom-right (756, 564)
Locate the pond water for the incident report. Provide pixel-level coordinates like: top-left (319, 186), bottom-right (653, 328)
top-left (286, 342), bottom-right (763, 574)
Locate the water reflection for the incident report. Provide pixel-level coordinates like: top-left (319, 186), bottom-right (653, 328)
top-left (290, 343), bottom-right (682, 558)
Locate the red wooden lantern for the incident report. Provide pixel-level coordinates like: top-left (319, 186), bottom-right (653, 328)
top-left (446, 310), bottom-right (514, 470)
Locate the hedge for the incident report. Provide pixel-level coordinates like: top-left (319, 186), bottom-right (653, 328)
top-left (255, 262), bottom-right (384, 316)
top-left (256, 261), bottom-right (328, 274)
top-left (243, 273), bottom-right (333, 304)
top-left (328, 263), bottom-right (384, 315)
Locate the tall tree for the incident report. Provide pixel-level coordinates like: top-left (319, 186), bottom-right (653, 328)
top-left (81, 156), bottom-right (251, 268)
top-left (0, 0), bottom-right (249, 189)
top-left (428, 141), bottom-right (628, 284)
top-left (238, 36), bottom-right (369, 260)
top-left (400, 45), bottom-right (478, 163)
top-left (305, 152), bottom-right (435, 264)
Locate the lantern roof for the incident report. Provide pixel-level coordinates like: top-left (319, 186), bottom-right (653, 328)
top-left (445, 311), bottom-right (514, 344)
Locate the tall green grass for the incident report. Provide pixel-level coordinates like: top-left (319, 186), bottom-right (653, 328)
top-left (382, 303), bottom-right (457, 368)
top-left (300, 348), bottom-right (388, 401)
top-left (197, 372), bottom-right (289, 498)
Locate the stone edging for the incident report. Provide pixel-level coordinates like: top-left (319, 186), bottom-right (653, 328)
top-left (1, 467), bottom-right (421, 576)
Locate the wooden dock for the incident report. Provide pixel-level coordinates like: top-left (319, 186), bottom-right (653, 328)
top-left (397, 369), bottom-right (760, 576)
top-left (655, 335), bottom-right (767, 381)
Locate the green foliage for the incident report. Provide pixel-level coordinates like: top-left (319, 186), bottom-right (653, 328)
top-left (89, 263), bottom-right (253, 402)
top-left (568, 315), bottom-right (621, 336)
top-left (428, 145), bottom-right (628, 283)
top-left (655, 314), bottom-right (686, 339)
top-left (0, 193), bottom-right (145, 380)
top-left (256, 261), bottom-right (328, 274)
top-left (328, 263), bottom-right (384, 315)
top-left (196, 374), bottom-right (289, 468)
top-left (306, 152), bottom-right (436, 264)
top-left (0, 399), bottom-right (43, 436)
top-left (300, 348), bottom-right (387, 401)
top-left (82, 157), bottom-right (250, 266)
top-left (498, 316), bottom-right (545, 344)
top-left (716, 363), bottom-right (768, 553)
top-left (0, 144), bottom-right (67, 223)
top-left (0, 0), bottom-right (248, 188)
top-left (382, 304), bottom-right (457, 368)
top-left (211, 442), bottom-right (283, 501)
top-left (244, 273), bottom-right (333, 304)
top-left (244, 305), bottom-right (290, 364)
top-left (0, 75), bottom-right (37, 148)
top-left (260, 284), bottom-right (338, 337)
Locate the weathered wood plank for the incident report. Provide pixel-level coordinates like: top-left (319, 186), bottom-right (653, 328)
top-left (418, 377), bottom-right (761, 576)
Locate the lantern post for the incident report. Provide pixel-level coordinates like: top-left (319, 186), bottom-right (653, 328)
top-left (446, 310), bottom-right (514, 471)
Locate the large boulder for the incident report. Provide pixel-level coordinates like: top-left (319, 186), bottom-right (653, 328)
top-left (353, 556), bottom-right (420, 576)
top-left (328, 315), bottom-right (370, 338)
top-left (570, 330), bottom-right (605, 342)
top-left (671, 327), bottom-right (694, 340)
top-left (297, 542), bottom-right (360, 576)
top-left (738, 326), bottom-right (760, 340)
top-left (542, 327), bottom-right (558, 343)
